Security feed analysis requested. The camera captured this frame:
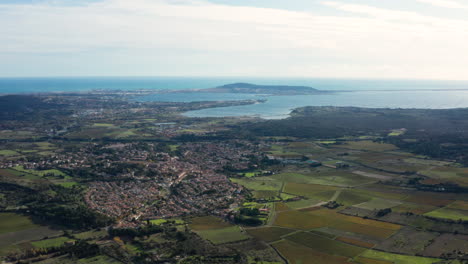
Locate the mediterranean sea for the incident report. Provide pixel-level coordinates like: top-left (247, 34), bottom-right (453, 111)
top-left (1, 77), bottom-right (468, 119)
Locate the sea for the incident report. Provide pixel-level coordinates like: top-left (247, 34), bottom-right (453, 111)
top-left (1, 77), bottom-right (468, 119)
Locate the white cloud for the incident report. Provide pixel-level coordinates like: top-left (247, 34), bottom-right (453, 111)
top-left (0, 0), bottom-right (468, 79)
top-left (414, 0), bottom-right (468, 9)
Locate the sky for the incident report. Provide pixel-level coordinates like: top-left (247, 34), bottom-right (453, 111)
top-left (1, 0), bottom-right (468, 79)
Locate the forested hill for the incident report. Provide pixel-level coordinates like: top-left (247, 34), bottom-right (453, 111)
top-left (201, 83), bottom-right (324, 95)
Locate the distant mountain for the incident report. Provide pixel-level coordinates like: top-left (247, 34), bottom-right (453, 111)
top-left (201, 83), bottom-right (324, 95)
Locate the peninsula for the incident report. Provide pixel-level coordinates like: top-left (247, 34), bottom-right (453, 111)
top-left (199, 82), bottom-right (325, 95)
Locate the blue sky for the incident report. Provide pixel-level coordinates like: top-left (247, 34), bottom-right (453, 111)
top-left (1, 0), bottom-right (468, 79)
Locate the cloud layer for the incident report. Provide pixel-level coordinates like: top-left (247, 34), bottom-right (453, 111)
top-left (0, 0), bottom-right (467, 79)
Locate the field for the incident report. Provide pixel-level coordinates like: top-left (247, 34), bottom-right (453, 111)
top-left (273, 170), bottom-right (374, 187)
top-left (392, 202), bottom-right (437, 215)
top-left (0, 150), bottom-right (20, 156)
top-left (272, 240), bottom-right (353, 264)
top-left (189, 216), bottom-right (231, 230)
top-left (422, 234), bottom-right (468, 258)
top-left (338, 141), bottom-right (398, 152)
top-left (283, 182), bottom-right (338, 199)
top-left (0, 226), bottom-right (63, 255)
top-left (374, 227), bottom-right (439, 255)
top-left (0, 213), bottom-right (38, 235)
top-left (231, 177), bottom-right (282, 192)
top-left (274, 207), bottom-right (401, 242)
top-left (246, 227), bottom-right (295, 242)
top-left (419, 167), bottom-right (468, 187)
top-left (31, 236), bottom-right (72, 248)
top-left (72, 230), bottom-right (108, 240)
top-left (354, 198), bottom-right (402, 210)
top-left (424, 207), bottom-right (468, 221)
top-left (359, 250), bottom-right (440, 264)
top-left (12, 166), bottom-right (67, 178)
top-left (335, 236), bottom-right (374, 248)
top-left (195, 226), bottom-right (249, 245)
top-left (285, 231), bottom-right (367, 258)
top-left (274, 210), bottom-right (329, 230)
top-left (149, 218), bottom-right (185, 225)
top-left (335, 190), bottom-right (372, 206)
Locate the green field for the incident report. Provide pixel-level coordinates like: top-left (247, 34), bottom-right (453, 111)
top-left (336, 190), bottom-right (372, 206)
top-left (424, 207), bottom-right (468, 221)
top-left (0, 150), bottom-right (20, 156)
top-left (12, 166), bottom-right (67, 178)
top-left (231, 177), bottom-right (283, 192)
top-left (286, 198), bottom-right (323, 209)
top-left (272, 170), bottom-right (373, 187)
top-left (359, 250), bottom-right (440, 264)
top-left (73, 230), bottom-right (107, 240)
top-left (32, 236), bottom-right (73, 248)
top-left (283, 182), bottom-right (338, 199)
top-left (195, 226), bottom-right (249, 245)
top-left (0, 213), bottom-right (38, 235)
top-left (246, 227), bottom-right (295, 242)
top-left (92, 123), bottom-right (116, 127)
top-left (150, 218), bottom-right (185, 225)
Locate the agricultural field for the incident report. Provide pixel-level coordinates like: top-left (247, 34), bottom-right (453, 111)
top-left (246, 227), bottom-right (295, 242)
top-left (0, 150), bottom-right (20, 156)
top-left (359, 250), bottom-right (440, 264)
top-left (284, 231), bottom-right (367, 258)
top-left (282, 182), bottom-right (338, 199)
top-left (231, 177), bottom-right (282, 192)
top-left (424, 207), bottom-right (468, 221)
top-left (0, 213), bottom-right (38, 235)
top-left (31, 236), bottom-right (73, 249)
top-left (419, 167), bottom-right (468, 187)
top-left (337, 141), bottom-right (398, 152)
top-left (188, 216), bottom-right (233, 231)
top-left (374, 227), bottom-right (439, 255)
top-left (149, 218), bottom-right (185, 225)
top-left (354, 198), bottom-right (402, 210)
top-left (272, 239), bottom-right (353, 264)
top-left (195, 226), bottom-right (249, 245)
top-left (273, 170), bottom-right (374, 187)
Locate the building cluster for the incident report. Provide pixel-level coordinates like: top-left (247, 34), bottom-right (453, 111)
top-left (1, 141), bottom-right (264, 227)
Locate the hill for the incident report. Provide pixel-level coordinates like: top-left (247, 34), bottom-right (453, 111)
top-left (201, 83), bottom-right (324, 95)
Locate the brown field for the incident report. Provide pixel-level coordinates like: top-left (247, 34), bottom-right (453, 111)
top-left (336, 236), bottom-right (375, 248)
top-left (422, 234), bottom-right (468, 258)
top-left (285, 232), bottom-right (367, 258)
top-left (309, 210), bottom-right (401, 231)
top-left (274, 210), bottom-right (328, 230)
top-left (307, 210), bottom-right (400, 239)
top-left (273, 240), bottom-right (352, 264)
top-left (188, 216), bottom-right (232, 231)
top-left (392, 202), bottom-right (437, 215)
top-left (447, 200), bottom-right (468, 210)
top-left (374, 227), bottom-right (439, 255)
top-left (274, 202), bottom-right (290, 212)
top-left (275, 208), bottom-right (400, 240)
top-left (405, 194), bottom-right (453, 207)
